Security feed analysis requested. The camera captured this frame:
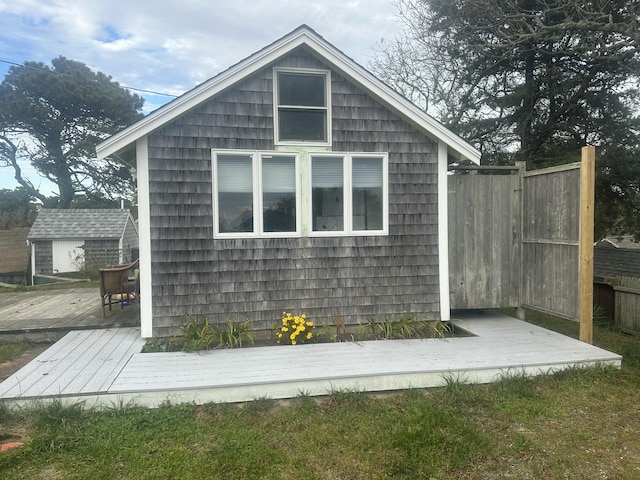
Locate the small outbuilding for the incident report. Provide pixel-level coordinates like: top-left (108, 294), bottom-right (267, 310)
top-left (594, 242), bottom-right (640, 332)
top-left (27, 209), bottom-right (138, 282)
top-left (96, 25), bottom-right (481, 338)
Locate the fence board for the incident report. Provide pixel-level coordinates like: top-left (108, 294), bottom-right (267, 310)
top-left (614, 276), bottom-right (640, 335)
top-left (522, 164), bottom-right (581, 320)
top-left (448, 172), bottom-right (521, 309)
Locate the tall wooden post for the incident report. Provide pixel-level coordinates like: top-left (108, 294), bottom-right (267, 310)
top-left (579, 146), bottom-right (595, 344)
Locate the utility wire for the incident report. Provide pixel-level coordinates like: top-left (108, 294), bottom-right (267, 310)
top-left (0, 58), bottom-right (178, 98)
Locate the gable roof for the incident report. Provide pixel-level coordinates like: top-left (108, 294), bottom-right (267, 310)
top-left (28, 209), bottom-right (135, 240)
top-left (595, 235), bottom-right (640, 250)
top-left (96, 25), bottom-right (481, 164)
top-left (594, 246), bottom-right (640, 280)
top-left (0, 228), bottom-right (30, 273)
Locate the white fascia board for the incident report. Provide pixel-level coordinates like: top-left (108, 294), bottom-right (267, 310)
top-left (96, 27), bottom-right (480, 164)
top-left (301, 36), bottom-right (481, 164)
top-left (96, 31), bottom-right (313, 160)
top-left (128, 212), bottom-right (139, 237)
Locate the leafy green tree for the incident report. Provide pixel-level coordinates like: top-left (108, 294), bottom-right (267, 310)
top-left (374, 0), bottom-right (640, 238)
top-left (0, 57), bottom-right (144, 208)
top-left (0, 187), bottom-right (38, 228)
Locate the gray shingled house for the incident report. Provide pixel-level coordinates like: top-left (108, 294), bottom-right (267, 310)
top-left (96, 25), bottom-right (481, 338)
top-left (27, 209), bottom-right (138, 282)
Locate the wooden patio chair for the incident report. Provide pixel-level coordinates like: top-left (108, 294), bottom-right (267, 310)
top-left (99, 259), bottom-right (139, 317)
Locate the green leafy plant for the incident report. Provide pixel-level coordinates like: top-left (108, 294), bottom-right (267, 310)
top-left (181, 316), bottom-right (254, 350)
top-left (430, 320), bottom-right (453, 338)
top-left (592, 304), bottom-right (610, 325)
top-left (365, 317), bottom-right (425, 340)
top-left (181, 315), bottom-right (217, 351)
top-left (213, 319), bottom-right (254, 348)
top-left (276, 312), bottom-right (315, 345)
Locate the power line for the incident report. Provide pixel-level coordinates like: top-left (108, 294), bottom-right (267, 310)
top-left (0, 58), bottom-right (178, 98)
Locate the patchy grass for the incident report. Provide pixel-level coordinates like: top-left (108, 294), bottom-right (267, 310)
top-left (1, 310), bottom-right (640, 479)
top-left (0, 343), bottom-right (29, 364)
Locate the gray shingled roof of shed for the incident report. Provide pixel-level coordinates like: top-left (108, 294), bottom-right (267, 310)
top-left (27, 209), bottom-right (132, 240)
top-left (594, 246), bottom-right (640, 280)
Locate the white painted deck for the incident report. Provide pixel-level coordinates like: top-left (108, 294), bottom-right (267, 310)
top-left (0, 312), bottom-right (622, 408)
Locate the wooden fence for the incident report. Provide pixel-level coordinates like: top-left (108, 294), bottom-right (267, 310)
top-left (614, 276), bottom-right (640, 335)
top-left (521, 163), bottom-right (581, 319)
top-left (448, 147), bottom-right (595, 341)
top-left (448, 167), bottom-right (522, 310)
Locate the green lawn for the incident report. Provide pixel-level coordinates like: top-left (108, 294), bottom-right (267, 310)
top-left (1, 310), bottom-right (640, 479)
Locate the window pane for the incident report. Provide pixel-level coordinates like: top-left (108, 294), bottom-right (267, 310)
top-left (352, 157), bottom-right (383, 231)
top-left (312, 157), bottom-right (344, 231)
top-left (217, 155), bottom-right (253, 233)
top-left (278, 73), bottom-right (325, 106)
top-left (263, 156), bottom-right (296, 232)
top-left (279, 109), bottom-right (326, 141)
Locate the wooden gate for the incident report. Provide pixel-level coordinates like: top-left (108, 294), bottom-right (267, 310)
top-left (448, 147), bottom-right (594, 341)
top-left (448, 167), bottom-right (522, 310)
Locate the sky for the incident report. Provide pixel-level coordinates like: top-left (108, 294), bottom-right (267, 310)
top-left (0, 0), bottom-right (405, 195)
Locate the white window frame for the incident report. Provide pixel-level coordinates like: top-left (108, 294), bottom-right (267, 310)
top-left (273, 67), bottom-right (332, 147)
top-left (212, 150), bottom-right (301, 238)
top-left (309, 152), bottom-right (389, 237)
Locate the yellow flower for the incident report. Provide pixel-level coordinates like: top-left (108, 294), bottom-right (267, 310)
top-left (306, 321), bottom-right (313, 326)
top-left (290, 333), bottom-right (295, 340)
top-left (282, 327), bottom-right (288, 332)
top-left (292, 340), bottom-right (297, 345)
top-left (306, 332), bottom-right (312, 340)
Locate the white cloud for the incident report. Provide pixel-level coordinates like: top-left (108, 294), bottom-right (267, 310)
top-left (0, 0), bottom-right (402, 191)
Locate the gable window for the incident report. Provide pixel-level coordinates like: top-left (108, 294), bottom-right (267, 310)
top-left (310, 153), bottom-right (388, 236)
top-left (274, 68), bottom-right (330, 145)
top-left (213, 150), bottom-right (300, 237)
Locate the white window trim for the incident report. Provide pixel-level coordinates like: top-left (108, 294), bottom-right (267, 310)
top-left (273, 67), bottom-right (332, 147)
top-left (309, 152), bottom-right (389, 237)
top-left (212, 150), bottom-right (301, 239)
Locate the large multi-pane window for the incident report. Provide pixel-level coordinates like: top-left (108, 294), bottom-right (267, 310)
top-left (213, 151), bottom-right (299, 237)
top-left (213, 150), bottom-right (387, 238)
top-left (310, 153), bottom-right (388, 236)
top-left (274, 68), bottom-right (330, 144)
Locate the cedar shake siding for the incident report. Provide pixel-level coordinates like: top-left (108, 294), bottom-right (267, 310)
top-left (121, 218), bottom-right (139, 262)
top-left (33, 241), bottom-right (53, 275)
top-left (84, 239), bottom-right (121, 268)
top-left (147, 48), bottom-right (439, 336)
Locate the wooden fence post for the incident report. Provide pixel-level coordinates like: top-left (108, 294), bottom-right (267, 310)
top-left (579, 146), bottom-right (595, 344)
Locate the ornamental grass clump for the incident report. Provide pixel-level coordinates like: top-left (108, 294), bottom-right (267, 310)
top-left (276, 312), bottom-right (314, 345)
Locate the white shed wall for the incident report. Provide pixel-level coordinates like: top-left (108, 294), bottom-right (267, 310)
top-left (52, 239), bottom-right (85, 273)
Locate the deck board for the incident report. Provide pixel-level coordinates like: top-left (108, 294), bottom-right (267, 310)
top-left (0, 330), bottom-right (101, 397)
top-left (0, 312), bottom-right (622, 408)
top-left (0, 328), bottom-right (144, 399)
top-left (0, 288), bottom-right (139, 333)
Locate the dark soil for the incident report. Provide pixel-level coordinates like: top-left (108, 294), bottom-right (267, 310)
top-left (0, 343), bottom-right (52, 382)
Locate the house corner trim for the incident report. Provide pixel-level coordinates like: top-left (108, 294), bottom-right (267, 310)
top-left (136, 137), bottom-right (153, 338)
top-left (438, 141), bottom-right (451, 321)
